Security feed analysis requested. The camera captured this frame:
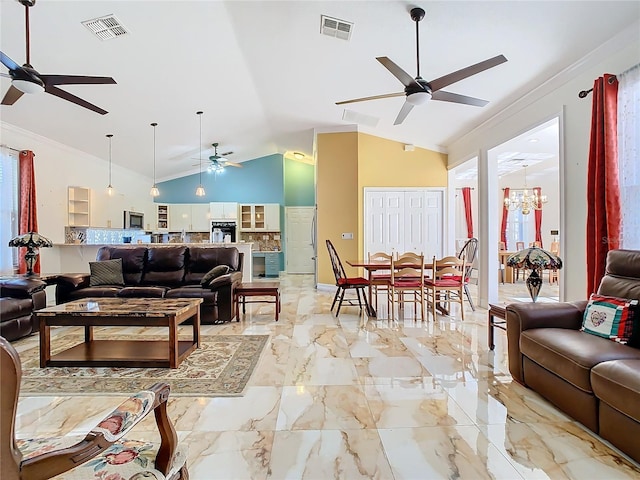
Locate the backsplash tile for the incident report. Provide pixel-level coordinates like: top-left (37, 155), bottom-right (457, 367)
top-left (240, 231), bottom-right (281, 251)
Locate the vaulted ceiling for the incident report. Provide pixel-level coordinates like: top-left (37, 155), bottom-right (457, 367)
top-left (1, 1), bottom-right (638, 181)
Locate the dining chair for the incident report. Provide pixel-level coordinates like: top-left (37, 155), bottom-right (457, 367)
top-left (368, 251), bottom-right (392, 311)
top-left (424, 255), bottom-right (466, 320)
top-left (326, 240), bottom-right (370, 317)
top-left (514, 241), bottom-right (525, 280)
top-left (0, 336), bottom-right (188, 480)
top-left (548, 241), bottom-right (560, 283)
top-left (387, 252), bottom-right (425, 321)
top-left (457, 238), bottom-right (478, 311)
top-left (498, 241), bottom-right (506, 283)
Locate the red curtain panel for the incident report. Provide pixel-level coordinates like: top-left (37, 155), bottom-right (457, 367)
top-left (18, 150), bottom-right (39, 274)
top-left (587, 74), bottom-right (621, 296)
top-left (501, 188), bottom-right (510, 248)
top-left (534, 186), bottom-right (543, 247)
top-left (462, 187), bottom-right (473, 238)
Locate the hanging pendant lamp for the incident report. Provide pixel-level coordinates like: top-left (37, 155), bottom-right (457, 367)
top-left (150, 122), bottom-right (160, 197)
top-left (106, 134), bottom-right (114, 196)
top-left (195, 111), bottom-right (206, 197)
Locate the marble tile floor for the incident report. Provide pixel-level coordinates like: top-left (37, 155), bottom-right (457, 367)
top-left (11, 274), bottom-right (640, 479)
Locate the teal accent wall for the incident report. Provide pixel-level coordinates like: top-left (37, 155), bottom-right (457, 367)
top-left (284, 158), bottom-right (315, 206)
top-left (155, 154), bottom-right (285, 204)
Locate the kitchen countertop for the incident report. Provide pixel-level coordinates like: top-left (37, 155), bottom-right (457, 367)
top-left (57, 242), bottom-right (254, 246)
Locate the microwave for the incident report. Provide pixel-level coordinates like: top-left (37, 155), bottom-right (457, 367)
top-left (123, 210), bottom-right (144, 229)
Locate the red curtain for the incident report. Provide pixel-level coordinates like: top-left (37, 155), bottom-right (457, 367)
top-left (501, 188), bottom-right (510, 248)
top-left (18, 150), bottom-right (39, 274)
top-left (462, 187), bottom-right (473, 238)
top-left (534, 186), bottom-right (543, 247)
top-left (586, 74), bottom-right (621, 296)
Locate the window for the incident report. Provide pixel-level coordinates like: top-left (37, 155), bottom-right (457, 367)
top-left (505, 192), bottom-right (531, 249)
top-left (0, 149), bottom-right (19, 273)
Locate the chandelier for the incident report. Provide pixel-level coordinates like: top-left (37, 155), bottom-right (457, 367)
top-left (504, 164), bottom-right (548, 215)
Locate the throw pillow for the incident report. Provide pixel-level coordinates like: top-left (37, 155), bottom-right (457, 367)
top-left (200, 265), bottom-right (230, 286)
top-left (89, 259), bottom-right (125, 286)
top-left (581, 293), bottom-right (639, 344)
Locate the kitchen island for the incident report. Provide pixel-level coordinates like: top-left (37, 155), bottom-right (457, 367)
top-left (41, 242), bottom-right (254, 282)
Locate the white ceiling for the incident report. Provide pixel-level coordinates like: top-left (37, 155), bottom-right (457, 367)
top-left (1, 1), bottom-right (638, 181)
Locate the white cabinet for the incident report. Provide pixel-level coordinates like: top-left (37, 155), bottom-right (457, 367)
top-left (68, 186), bottom-right (91, 227)
top-left (168, 203), bottom-right (211, 231)
top-left (239, 204), bottom-right (280, 231)
top-left (157, 205), bottom-right (169, 230)
top-left (209, 202), bottom-right (238, 220)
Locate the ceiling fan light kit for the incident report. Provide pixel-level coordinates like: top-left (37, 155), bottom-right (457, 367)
top-left (1, 0), bottom-right (116, 114)
top-left (336, 7), bottom-right (507, 125)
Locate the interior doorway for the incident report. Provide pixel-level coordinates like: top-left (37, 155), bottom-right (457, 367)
top-left (285, 207), bottom-right (316, 274)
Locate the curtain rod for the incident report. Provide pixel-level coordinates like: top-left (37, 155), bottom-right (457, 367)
top-left (455, 187), bottom-right (475, 190)
top-left (578, 74), bottom-right (618, 98)
top-left (0, 144), bottom-right (24, 153)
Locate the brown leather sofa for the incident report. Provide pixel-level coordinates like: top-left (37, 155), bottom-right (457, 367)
top-left (55, 245), bottom-right (243, 324)
top-left (506, 249), bottom-right (640, 463)
top-left (0, 277), bottom-right (47, 341)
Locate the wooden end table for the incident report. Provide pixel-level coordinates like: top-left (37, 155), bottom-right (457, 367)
top-left (235, 282), bottom-right (281, 321)
top-left (488, 303), bottom-right (507, 350)
top-left (36, 297), bottom-right (202, 368)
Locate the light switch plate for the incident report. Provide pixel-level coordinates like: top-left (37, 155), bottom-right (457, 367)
top-left (341, 233), bottom-right (353, 240)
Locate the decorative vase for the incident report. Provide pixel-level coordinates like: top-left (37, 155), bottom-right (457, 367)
top-left (526, 269), bottom-right (543, 302)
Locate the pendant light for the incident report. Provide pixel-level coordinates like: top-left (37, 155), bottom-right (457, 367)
top-left (106, 134), bottom-right (114, 196)
top-left (149, 122), bottom-right (159, 197)
top-left (195, 111), bottom-right (206, 197)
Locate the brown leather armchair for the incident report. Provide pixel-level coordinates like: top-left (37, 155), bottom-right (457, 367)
top-left (0, 278), bottom-right (47, 341)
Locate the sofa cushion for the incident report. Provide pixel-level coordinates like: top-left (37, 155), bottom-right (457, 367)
top-left (592, 359), bottom-right (640, 423)
top-left (521, 328), bottom-right (640, 392)
top-left (184, 247), bottom-right (239, 284)
top-left (165, 286), bottom-right (217, 306)
top-left (200, 265), bottom-right (230, 286)
top-left (0, 297), bottom-right (33, 321)
top-left (142, 246), bottom-right (187, 287)
top-left (117, 286), bottom-right (168, 298)
top-left (97, 246), bottom-right (147, 285)
top-left (581, 294), bottom-right (638, 343)
top-left (89, 259), bottom-right (125, 287)
top-left (65, 287), bottom-right (121, 301)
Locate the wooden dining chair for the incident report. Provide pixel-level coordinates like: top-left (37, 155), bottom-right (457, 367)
top-left (424, 255), bottom-right (466, 320)
top-left (368, 251), bottom-right (392, 311)
top-left (514, 241), bottom-right (526, 280)
top-left (548, 241), bottom-right (560, 283)
top-left (457, 238), bottom-right (477, 311)
top-left (0, 337), bottom-right (188, 480)
top-left (387, 252), bottom-right (425, 321)
top-left (326, 240), bottom-right (370, 317)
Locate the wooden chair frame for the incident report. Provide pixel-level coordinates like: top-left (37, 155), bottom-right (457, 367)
top-left (387, 252), bottom-right (425, 321)
top-left (457, 238), bottom-right (478, 311)
top-left (425, 255), bottom-right (466, 320)
top-left (367, 251), bottom-right (392, 312)
top-left (326, 240), bottom-right (370, 317)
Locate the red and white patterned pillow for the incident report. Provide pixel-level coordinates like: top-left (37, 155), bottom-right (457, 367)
top-left (581, 294), bottom-right (639, 344)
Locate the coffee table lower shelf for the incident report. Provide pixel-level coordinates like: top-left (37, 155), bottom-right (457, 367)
top-left (45, 340), bottom-right (197, 368)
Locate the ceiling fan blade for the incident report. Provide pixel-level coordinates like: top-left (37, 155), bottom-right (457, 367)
top-left (428, 54), bottom-right (507, 93)
top-left (336, 91), bottom-right (405, 105)
top-left (40, 74), bottom-right (117, 86)
top-left (393, 101), bottom-right (415, 125)
top-left (1, 72), bottom-right (12, 79)
top-left (431, 90), bottom-right (488, 107)
top-left (44, 85), bottom-right (108, 115)
top-left (0, 51), bottom-right (20, 71)
top-left (1, 85), bottom-right (24, 105)
top-left (222, 161), bottom-right (243, 168)
top-left (376, 57), bottom-right (421, 89)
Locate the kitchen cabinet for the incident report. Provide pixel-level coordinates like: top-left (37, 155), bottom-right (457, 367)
top-left (68, 186), bottom-right (90, 227)
top-left (209, 202), bottom-right (238, 220)
top-left (168, 203), bottom-right (211, 231)
top-left (156, 205), bottom-right (169, 230)
top-left (252, 251), bottom-right (281, 278)
top-left (239, 204), bottom-right (280, 231)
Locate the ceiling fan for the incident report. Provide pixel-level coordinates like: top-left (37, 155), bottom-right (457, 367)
top-left (193, 143), bottom-right (242, 172)
top-left (0, 0), bottom-right (116, 115)
top-left (336, 7), bottom-right (507, 125)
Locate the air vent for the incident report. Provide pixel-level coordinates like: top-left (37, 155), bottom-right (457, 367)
top-left (82, 14), bottom-right (128, 41)
top-left (320, 15), bottom-right (353, 41)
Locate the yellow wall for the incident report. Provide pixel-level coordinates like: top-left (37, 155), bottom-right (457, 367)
top-left (316, 131), bottom-right (448, 285)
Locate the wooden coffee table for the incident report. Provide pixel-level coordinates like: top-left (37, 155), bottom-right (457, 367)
top-left (235, 282), bottom-right (281, 321)
top-left (36, 297), bottom-right (202, 369)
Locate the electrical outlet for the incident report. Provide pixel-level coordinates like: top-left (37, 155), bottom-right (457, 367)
top-left (341, 233), bottom-right (353, 240)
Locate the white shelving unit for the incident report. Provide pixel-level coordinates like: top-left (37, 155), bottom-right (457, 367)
top-left (68, 186), bottom-right (91, 227)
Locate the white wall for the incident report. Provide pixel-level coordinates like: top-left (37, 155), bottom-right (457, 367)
top-left (1, 122), bottom-right (156, 273)
top-left (447, 24), bottom-right (640, 301)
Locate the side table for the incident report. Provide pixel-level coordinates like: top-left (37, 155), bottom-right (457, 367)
top-left (488, 303), bottom-right (507, 350)
top-left (235, 282), bottom-right (281, 321)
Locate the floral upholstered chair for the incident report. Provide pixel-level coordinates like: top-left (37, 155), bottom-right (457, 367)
top-left (0, 336), bottom-right (188, 480)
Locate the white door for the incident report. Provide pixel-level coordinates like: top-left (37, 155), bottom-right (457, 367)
top-left (285, 207), bottom-right (316, 274)
top-left (423, 191), bottom-right (443, 261)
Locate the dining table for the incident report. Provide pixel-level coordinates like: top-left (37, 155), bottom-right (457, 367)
top-left (346, 258), bottom-right (449, 317)
top-left (498, 250), bottom-right (516, 283)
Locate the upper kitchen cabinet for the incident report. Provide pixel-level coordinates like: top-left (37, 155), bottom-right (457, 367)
top-left (68, 186), bottom-right (91, 227)
top-left (239, 204), bottom-right (280, 231)
top-left (209, 202), bottom-right (238, 220)
top-left (168, 203), bottom-right (211, 232)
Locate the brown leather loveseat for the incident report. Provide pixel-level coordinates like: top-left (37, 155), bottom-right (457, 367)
top-left (55, 245), bottom-right (243, 324)
top-left (506, 249), bottom-right (640, 462)
top-left (0, 277), bottom-right (47, 341)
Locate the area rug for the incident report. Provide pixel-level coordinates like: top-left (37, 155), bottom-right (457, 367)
top-left (18, 335), bottom-right (269, 397)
